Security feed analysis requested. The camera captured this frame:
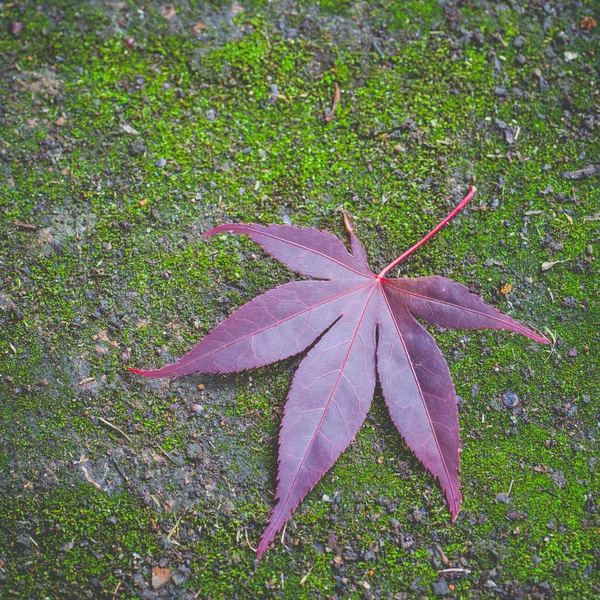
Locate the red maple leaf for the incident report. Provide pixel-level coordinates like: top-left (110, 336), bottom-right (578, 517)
top-left (129, 187), bottom-right (549, 557)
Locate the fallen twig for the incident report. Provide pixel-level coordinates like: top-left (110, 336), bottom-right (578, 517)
top-left (167, 511), bottom-right (187, 542)
top-left (438, 568), bottom-right (472, 574)
top-left (111, 457), bottom-right (129, 482)
top-left (81, 465), bottom-right (103, 491)
top-left (13, 221), bottom-right (37, 231)
top-left (245, 527), bottom-right (257, 552)
top-left (96, 416), bottom-right (134, 444)
top-left (154, 443), bottom-right (179, 466)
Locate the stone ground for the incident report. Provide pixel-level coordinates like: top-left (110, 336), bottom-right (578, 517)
top-left (0, 0), bottom-right (598, 598)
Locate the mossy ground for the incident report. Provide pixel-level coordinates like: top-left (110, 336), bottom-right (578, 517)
top-left (0, 1), bottom-right (598, 598)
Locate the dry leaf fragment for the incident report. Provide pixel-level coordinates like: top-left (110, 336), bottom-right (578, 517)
top-left (151, 567), bottom-right (171, 590)
top-left (160, 4), bottom-right (176, 20)
top-left (9, 22), bottom-right (23, 37)
top-left (192, 23), bottom-right (206, 33)
top-left (325, 83), bottom-right (341, 122)
top-left (231, 1), bottom-right (245, 18)
top-left (121, 123), bottom-right (140, 135)
top-left (541, 260), bottom-right (564, 271)
top-left (581, 16), bottom-right (597, 30)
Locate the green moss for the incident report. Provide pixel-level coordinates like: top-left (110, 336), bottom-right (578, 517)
top-left (0, 484), bottom-right (160, 598)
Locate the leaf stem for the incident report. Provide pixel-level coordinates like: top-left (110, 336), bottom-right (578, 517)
top-left (378, 186), bottom-right (476, 278)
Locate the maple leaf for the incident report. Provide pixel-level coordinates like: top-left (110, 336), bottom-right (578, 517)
top-left (129, 187), bottom-right (550, 557)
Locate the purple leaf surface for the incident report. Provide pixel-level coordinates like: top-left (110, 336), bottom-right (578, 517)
top-left (376, 296), bottom-right (461, 519)
top-left (130, 186), bottom-right (550, 557)
top-left (383, 276), bottom-right (548, 343)
top-left (203, 223), bottom-right (373, 279)
top-left (129, 280), bottom-right (364, 378)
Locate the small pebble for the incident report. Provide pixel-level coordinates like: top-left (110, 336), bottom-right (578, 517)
top-left (129, 139), bottom-right (146, 157)
top-left (364, 551), bottom-right (376, 560)
top-left (154, 158), bottom-right (167, 168)
top-left (186, 444), bottom-right (203, 460)
top-left (513, 35), bottom-right (526, 49)
top-left (472, 31), bottom-right (485, 46)
top-left (432, 580), bottom-right (451, 596)
top-left (496, 493), bottom-right (510, 504)
top-left (502, 390), bottom-right (520, 408)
